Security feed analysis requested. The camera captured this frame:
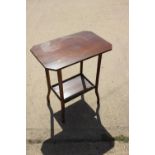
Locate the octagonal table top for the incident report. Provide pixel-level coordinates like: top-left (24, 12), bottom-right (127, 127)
top-left (30, 31), bottom-right (112, 71)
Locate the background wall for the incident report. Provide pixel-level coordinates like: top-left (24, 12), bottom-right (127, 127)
top-left (27, 0), bottom-right (128, 154)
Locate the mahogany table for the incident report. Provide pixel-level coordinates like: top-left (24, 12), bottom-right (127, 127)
top-left (30, 31), bottom-right (112, 123)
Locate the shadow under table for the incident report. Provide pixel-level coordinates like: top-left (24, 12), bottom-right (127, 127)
top-left (41, 100), bottom-right (114, 155)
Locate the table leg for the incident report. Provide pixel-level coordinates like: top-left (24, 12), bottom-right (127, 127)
top-left (95, 54), bottom-right (102, 107)
top-left (45, 69), bottom-right (54, 138)
top-left (80, 61), bottom-right (85, 101)
top-left (57, 69), bottom-right (65, 123)
top-left (45, 69), bottom-right (51, 103)
top-left (80, 61), bottom-right (83, 74)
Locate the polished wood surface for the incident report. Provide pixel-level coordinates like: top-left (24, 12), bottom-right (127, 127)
top-left (52, 74), bottom-right (94, 102)
top-left (30, 31), bottom-right (112, 70)
top-left (31, 31), bottom-right (112, 123)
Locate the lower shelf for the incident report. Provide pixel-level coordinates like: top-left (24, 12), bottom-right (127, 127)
top-left (51, 74), bottom-right (95, 102)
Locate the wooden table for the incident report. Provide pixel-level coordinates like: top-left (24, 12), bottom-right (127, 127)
top-left (30, 31), bottom-right (112, 123)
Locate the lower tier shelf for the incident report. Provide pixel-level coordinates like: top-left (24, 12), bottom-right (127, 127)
top-left (51, 74), bottom-right (95, 102)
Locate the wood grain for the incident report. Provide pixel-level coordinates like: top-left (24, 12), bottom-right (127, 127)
top-left (30, 31), bottom-right (112, 70)
top-left (52, 74), bottom-right (94, 101)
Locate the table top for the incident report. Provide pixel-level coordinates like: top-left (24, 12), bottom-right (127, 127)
top-left (30, 31), bottom-right (112, 71)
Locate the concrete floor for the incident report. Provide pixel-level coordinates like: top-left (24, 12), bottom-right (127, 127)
top-left (27, 0), bottom-right (128, 154)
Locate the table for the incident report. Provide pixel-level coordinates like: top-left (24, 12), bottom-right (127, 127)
top-left (30, 31), bottom-right (112, 123)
